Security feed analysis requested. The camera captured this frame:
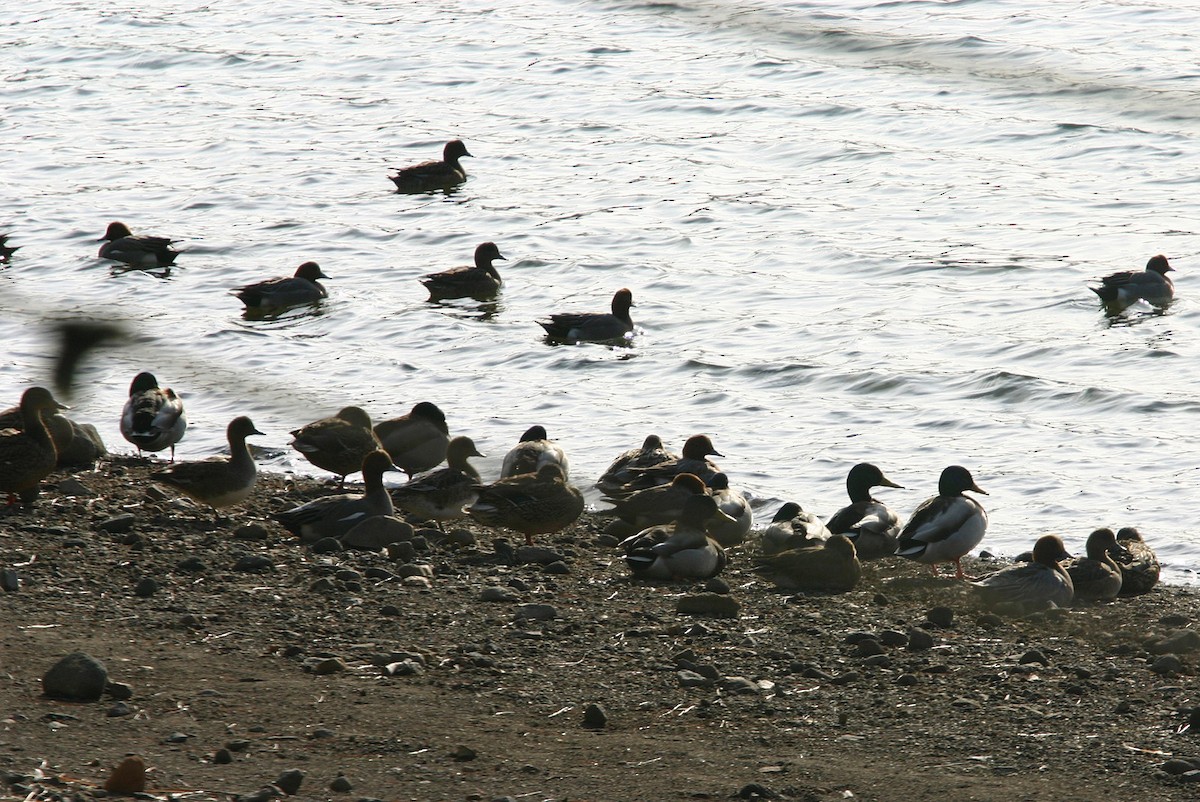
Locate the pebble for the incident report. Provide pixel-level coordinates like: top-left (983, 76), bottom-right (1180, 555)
top-left (343, 516), bottom-right (414, 550)
top-left (1, 568), bottom-right (18, 592)
top-left (106, 682), bottom-right (134, 700)
top-left (481, 586), bottom-right (519, 602)
top-left (309, 577), bottom-right (337, 593)
top-left (1163, 758), bottom-right (1200, 775)
top-left (274, 769), bottom-right (305, 795)
top-left (385, 541), bottom-right (417, 563)
top-left (582, 702), bottom-right (608, 729)
top-left (311, 537), bottom-right (343, 554)
top-left (854, 638), bottom-right (884, 658)
top-left (926, 606), bottom-right (954, 628)
top-left (176, 556), bottom-right (206, 572)
top-left (906, 628), bottom-right (934, 651)
top-left (515, 603), bottom-right (557, 621)
top-left (380, 604), bottom-right (401, 617)
top-left (232, 523), bottom-right (269, 541)
top-left (450, 745), bottom-right (477, 761)
top-left (1147, 630), bottom-right (1200, 655)
top-left (516, 545), bottom-right (565, 565)
top-left (96, 513), bottom-right (136, 534)
top-left (401, 575), bottom-right (432, 589)
top-left (543, 560), bottom-right (570, 574)
top-left (363, 567), bottom-right (395, 580)
top-left (1152, 654), bottom-right (1184, 675)
top-left (103, 756), bottom-right (145, 794)
top-left (719, 676), bottom-right (760, 695)
top-left (57, 477), bottom-right (93, 496)
top-left (42, 651), bottom-right (108, 702)
top-left (106, 702), bottom-right (132, 717)
top-left (232, 555), bottom-right (275, 572)
top-left (879, 629), bottom-right (908, 647)
top-left (1019, 649), bottom-right (1049, 666)
top-left (677, 670), bottom-right (712, 688)
top-left (704, 577), bottom-right (730, 594)
top-left (309, 658), bottom-right (347, 675)
top-left (385, 660), bottom-right (423, 677)
top-left (397, 564), bottom-right (433, 579)
top-left (676, 593), bottom-right (740, 618)
top-left (213, 749), bottom-right (233, 765)
top-left (334, 569), bottom-right (362, 583)
top-left (329, 774), bottom-right (353, 792)
top-left (165, 732), bottom-right (189, 743)
top-left (134, 577), bottom-right (158, 597)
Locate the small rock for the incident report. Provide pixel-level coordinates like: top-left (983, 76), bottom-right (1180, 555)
top-left (134, 577), bottom-right (158, 598)
top-left (704, 577), bottom-right (730, 594)
top-left (213, 748), bottom-right (233, 765)
top-left (542, 560), bottom-right (570, 575)
top-left (719, 676), bottom-right (760, 695)
top-left (97, 513), bottom-right (136, 534)
top-left (385, 660), bottom-right (423, 677)
top-left (175, 556), bottom-right (206, 572)
top-left (926, 606), bottom-right (954, 628)
top-left (334, 568), bottom-right (362, 583)
top-left (273, 769), bottom-right (305, 795)
top-left (1019, 649), bottom-right (1049, 666)
top-left (385, 541), bottom-right (417, 562)
top-left (363, 567), bottom-right (395, 580)
top-left (480, 586), bottom-right (518, 603)
top-left (515, 604), bottom-right (557, 621)
top-left (227, 739), bottom-right (252, 752)
top-left (1147, 630), bottom-right (1200, 655)
top-left (310, 658), bottom-right (347, 676)
top-left (1162, 758), bottom-right (1200, 775)
top-left (398, 564), bottom-right (434, 579)
top-left (443, 528), bottom-right (475, 547)
top-left (677, 670), bottom-right (711, 688)
top-left (735, 782), bottom-right (778, 799)
top-left (1161, 614), bottom-right (1191, 628)
top-left (1, 568), bottom-right (18, 592)
top-left (829, 671), bottom-right (860, 685)
top-left (594, 533), bottom-right (620, 548)
top-left (516, 545), bottom-right (565, 565)
top-left (896, 673), bottom-right (918, 686)
top-left (976, 613), bottom-right (1003, 629)
top-left (165, 732), bottom-right (189, 743)
top-left (1152, 654), bottom-right (1184, 675)
top-left (103, 756), bottom-right (145, 793)
top-left (582, 703), bottom-right (608, 729)
top-left (873, 592), bottom-right (890, 606)
top-left (232, 555), bottom-right (274, 572)
top-left (401, 575), bottom-right (432, 589)
top-left (450, 745), bottom-right (477, 761)
top-left (309, 577), bottom-right (337, 593)
top-left (310, 537), bottom-right (343, 554)
top-left (57, 477), bottom-right (94, 496)
top-left (344, 516), bottom-right (414, 551)
top-left (106, 702), bottom-right (132, 717)
top-left (42, 651), bottom-right (108, 701)
top-left (879, 629), bottom-right (908, 647)
top-left (855, 638), bottom-right (885, 658)
top-left (106, 682), bottom-right (134, 700)
top-left (329, 774), bottom-right (353, 792)
top-left (676, 593), bottom-right (740, 618)
top-left (906, 628), bottom-right (934, 651)
top-left (380, 604), bottom-right (401, 617)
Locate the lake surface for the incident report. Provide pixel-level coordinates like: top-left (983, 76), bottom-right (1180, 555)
top-left (3, 0), bottom-right (1199, 582)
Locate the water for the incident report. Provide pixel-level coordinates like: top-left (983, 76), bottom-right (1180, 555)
top-left (3, 0), bottom-right (1199, 582)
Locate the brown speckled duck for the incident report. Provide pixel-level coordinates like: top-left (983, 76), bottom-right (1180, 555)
top-left (620, 495), bottom-right (730, 581)
top-left (753, 534), bottom-right (861, 594)
top-left (602, 472), bottom-right (709, 534)
top-left (971, 534), bottom-right (1074, 611)
top-left (389, 139), bottom-right (472, 193)
top-left (391, 435), bottom-right (485, 529)
top-left (1065, 528), bottom-right (1128, 603)
top-left (609, 434), bottom-right (722, 497)
top-left (466, 463), bottom-right (583, 545)
top-left (289, 405), bottom-right (381, 488)
top-left (1115, 526), bottom-right (1160, 596)
top-left (0, 387), bottom-right (69, 505)
top-left (151, 416), bottom-right (263, 512)
top-left (277, 450), bottom-right (398, 543)
top-left (373, 401), bottom-right (450, 477)
top-left (595, 434), bottom-right (674, 496)
top-left (421, 241), bottom-right (506, 301)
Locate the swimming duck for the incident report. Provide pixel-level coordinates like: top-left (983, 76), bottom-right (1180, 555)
top-left (1065, 527), bottom-right (1128, 603)
top-left (119, 372), bottom-right (187, 462)
top-left (825, 462), bottom-right (903, 561)
top-left (421, 242), bottom-right (506, 301)
top-left (895, 465), bottom-right (989, 579)
top-left (611, 434), bottom-right (723, 497)
top-left (500, 425), bottom-right (569, 480)
top-left (621, 495), bottom-right (730, 581)
top-left (389, 139), bottom-right (472, 193)
top-left (234, 261), bottom-right (329, 309)
top-left (752, 533), bottom-right (861, 594)
top-left (289, 405), bottom-right (381, 488)
top-left (602, 472), bottom-right (709, 532)
top-left (1089, 254), bottom-right (1175, 313)
top-left (465, 463), bottom-right (584, 545)
top-left (538, 288), bottom-right (635, 343)
top-left (150, 416), bottom-right (263, 512)
top-left (1114, 526), bottom-right (1160, 596)
top-left (759, 502), bottom-right (830, 556)
top-left (705, 473), bottom-right (752, 547)
top-left (595, 434), bottom-right (675, 496)
top-left (391, 435), bottom-right (485, 529)
top-left (971, 534), bottom-right (1073, 610)
top-left (277, 450), bottom-right (398, 543)
top-left (373, 401), bottom-right (450, 477)
top-left (98, 222), bottom-right (179, 268)
top-left (0, 233), bottom-right (19, 260)
top-left (0, 387), bottom-right (69, 505)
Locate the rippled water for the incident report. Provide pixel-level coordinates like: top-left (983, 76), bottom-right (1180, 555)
top-left (4, 0), bottom-right (1199, 582)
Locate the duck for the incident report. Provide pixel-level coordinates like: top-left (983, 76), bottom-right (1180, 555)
top-left (389, 139), bottom-right (472, 192)
top-left (610, 434), bottom-right (723, 497)
top-left (595, 434), bottom-right (674, 496)
top-left (1089, 254), bottom-right (1175, 313)
top-left (276, 450), bottom-right (398, 543)
top-left (0, 402), bottom-right (73, 464)
top-left (233, 261), bottom-right (329, 309)
top-left (825, 462), bottom-right (904, 561)
top-left (98, 221), bottom-right (179, 267)
top-left (500, 425), bottom-right (569, 480)
top-left (150, 416), bottom-right (263, 512)
top-left (759, 502), bottom-right (830, 556)
top-left (602, 472), bottom-right (709, 533)
top-left (752, 534), bottom-right (861, 594)
top-left (895, 465), bottom-right (989, 579)
top-left (421, 242), bottom-right (506, 301)
top-left (705, 473), bottom-right (752, 547)
top-left (465, 463), bottom-right (584, 546)
top-left (538, 288), bottom-right (635, 343)
top-left (620, 495), bottom-right (730, 581)
top-left (971, 534), bottom-right (1073, 610)
top-left (289, 406), bottom-right (381, 488)
top-left (1065, 527), bottom-right (1128, 603)
top-left (1114, 526), bottom-right (1160, 596)
top-left (373, 401), bottom-right (450, 477)
top-left (0, 232), bottom-right (19, 260)
top-left (0, 387), bottom-right (69, 505)
top-left (119, 372), bottom-right (187, 462)
top-left (390, 435), bottom-right (485, 529)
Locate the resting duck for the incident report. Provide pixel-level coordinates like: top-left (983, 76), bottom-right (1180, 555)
top-left (277, 450), bottom-right (398, 543)
top-left (621, 495), bottom-right (730, 581)
top-left (971, 534), bottom-right (1073, 610)
top-left (234, 261), bottom-right (329, 309)
top-left (825, 462), bottom-right (904, 561)
top-left (466, 463), bottom-right (584, 545)
top-left (753, 534), bottom-right (861, 594)
top-left (603, 472), bottom-right (709, 532)
top-left (389, 139), bottom-right (472, 193)
top-left (98, 221), bottom-right (179, 267)
top-left (0, 232), bottom-right (19, 260)
top-left (422, 242), bottom-right (506, 301)
top-left (391, 435), bottom-right (484, 529)
top-left (896, 465), bottom-right (988, 579)
top-left (373, 401), bottom-right (450, 477)
top-left (119, 372), bottom-right (187, 462)
top-left (759, 502), bottom-right (830, 556)
top-left (705, 473), bottom-right (752, 547)
top-left (289, 406), bottom-right (381, 488)
top-left (595, 434), bottom-right (674, 496)
top-left (500, 425), bottom-right (569, 480)
top-left (0, 387), bottom-right (69, 505)
top-left (611, 434), bottom-right (722, 497)
top-left (538, 288), bottom-right (635, 343)
top-left (1114, 526), bottom-right (1160, 596)
top-left (1089, 254), bottom-right (1174, 313)
top-left (150, 416), bottom-right (263, 512)
top-left (1065, 528), bottom-right (1128, 603)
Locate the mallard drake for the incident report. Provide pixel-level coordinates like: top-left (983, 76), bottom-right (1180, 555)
top-left (391, 435), bottom-right (484, 528)
top-left (421, 241), bottom-right (506, 301)
top-left (98, 222), bottom-right (179, 267)
top-left (277, 450), bottom-right (398, 543)
top-left (971, 534), bottom-right (1073, 610)
top-left (234, 261), bottom-right (329, 309)
top-left (759, 502), bottom-right (830, 556)
top-left (119, 372), bottom-right (187, 462)
top-left (610, 434), bottom-right (722, 497)
top-left (1090, 254), bottom-right (1174, 313)
top-left (1114, 526), bottom-right (1160, 596)
top-left (373, 401), bottom-right (450, 477)
top-left (538, 288), bottom-right (635, 343)
top-left (150, 416), bottom-right (263, 511)
top-left (0, 232), bottom-right (19, 260)
top-left (389, 139), bottom-right (472, 193)
top-left (1065, 527), bottom-right (1128, 603)
top-left (500, 425), bottom-right (569, 480)
top-left (621, 495), bottom-right (729, 581)
top-left (602, 472), bottom-right (708, 531)
top-left (595, 434), bottom-right (674, 496)
top-left (896, 465), bottom-right (989, 579)
top-left (289, 405), bottom-right (381, 488)
top-left (825, 462), bottom-right (903, 561)
top-left (705, 473), bottom-right (752, 547)
top-left (0, 387), bottom-right (69, 505)
top-left (465, 463), bottom-right (584, 545)
top-left (753, 533), bottom-right (861, 594)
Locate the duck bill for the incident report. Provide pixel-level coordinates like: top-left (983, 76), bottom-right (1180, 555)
top-left (970, 483), bottom-right (988, 495)
top-left (880, 477), bottom-right (903, 489)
